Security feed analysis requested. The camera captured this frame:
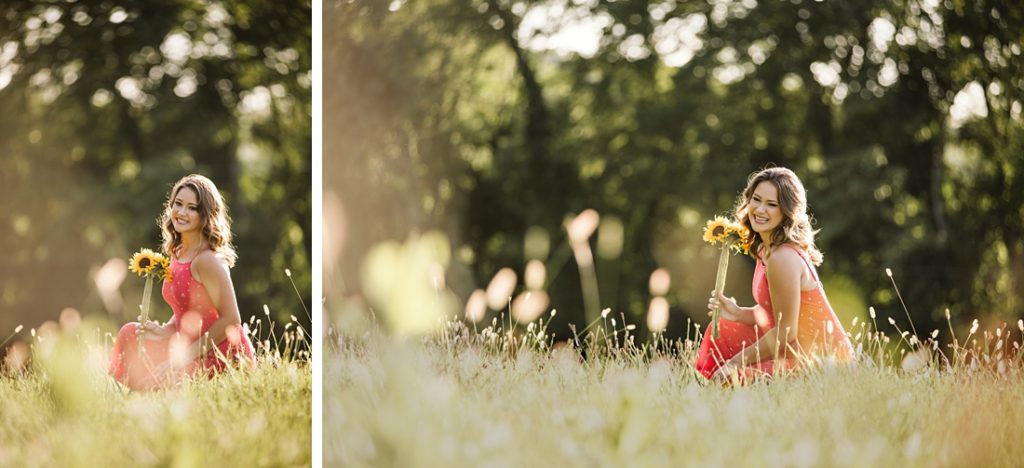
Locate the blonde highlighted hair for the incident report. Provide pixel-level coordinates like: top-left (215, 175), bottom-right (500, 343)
top-left (735, 167), bottom-right (823, 265)
top-left (159, 174), bottom-right (237, 267)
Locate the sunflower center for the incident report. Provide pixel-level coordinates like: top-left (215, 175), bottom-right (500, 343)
top-left (712, 226), bottom-right (726, 237)
top-left (139, 258), bottom-right (151, 269)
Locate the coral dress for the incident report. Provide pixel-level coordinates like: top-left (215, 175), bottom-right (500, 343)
top-left (109, 258), bottom-right (255, 390)
top-left (695, 244), bottom-right (853, 380)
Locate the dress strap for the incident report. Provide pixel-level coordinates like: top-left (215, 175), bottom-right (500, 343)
top-left (778, 243), bottom-right (819, 283)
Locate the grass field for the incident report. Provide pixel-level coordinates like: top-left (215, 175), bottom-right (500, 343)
top-left (327, 315), bottom-right (1024, 467)
top-left (0, 318), bottom-right (311, 467)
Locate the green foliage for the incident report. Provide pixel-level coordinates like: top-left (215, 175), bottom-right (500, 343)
top-left (327, 0), bottom-right (1024, 337)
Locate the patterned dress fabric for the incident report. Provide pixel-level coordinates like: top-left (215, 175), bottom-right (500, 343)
top-left (109, 258), bottom-right (255, 390)
top-left (695, 244), bottom-right (853, 380)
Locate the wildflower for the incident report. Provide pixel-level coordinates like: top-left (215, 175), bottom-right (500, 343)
top-left (129, 249), bottom-right (159, 275)
top-left (511, 290), bottom-right (548, 324)
top-left (128, 248), bottom-right (172, 281)
top-left (128, 247), bottom-right (173, 344)
top-left (525, 260), bottom-right (546, 290)
top-left (647, 297), bottom-right (669, 333)
top-left (464, 289), bottom-right (487, 323)
top-left (157, 255), bottom-right (172, 282)
top-left (648, 268), bottom-right (671, 296)
top-left (567, 209), bottom-right (600, 246)
top-left (702, 216), bottom-right (730, 243)
top-left (702, 216), bottom-right (749, 338)
top-left (485, 268), bottom-right (517, 310)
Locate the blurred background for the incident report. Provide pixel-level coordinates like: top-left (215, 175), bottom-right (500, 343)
top-left (0, 2), bottom-right (311, 352)
top-left (326, 0), bottom-right (1023, 342)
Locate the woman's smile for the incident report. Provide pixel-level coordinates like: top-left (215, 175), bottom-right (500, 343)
top-left (171, 187), bottom-right (201, 233)
top-left (748, 181), bottom-right (782, 235)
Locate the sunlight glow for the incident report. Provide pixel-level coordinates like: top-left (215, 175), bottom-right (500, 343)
top-left (115, 76), bottom-right (146, 105)
top-left (240, 86), bottom-right (273, 117)
top-left (949, 81), bottom-right (988, 129)
top-left (174, 72), bottom-right (198, 97)
top-left (809, 61), bottom-right (841, 87)
top-left (868, 17), bottom-right (895, 53)
top-left (518, 1), bottom-right (611, 59)
top-left (90, 88), bottom-right (113, 107)
top-left (654, 14), bottom-right (707, 67)
top-left (161, 32), bottom-right (192, 65)
top-left (878, 58), bottom-right (899, 87)
top-left (94, 257), bottom-right (127, 314)
top-left (0, 67), bottom-right (14, 91)
top-left (109, 8), bottom-right (128, 24)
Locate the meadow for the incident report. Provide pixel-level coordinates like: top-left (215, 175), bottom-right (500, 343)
top-left (327, 313), bottom-right (1024, 467)
top-left (0, 316), bottom-right (311, 467)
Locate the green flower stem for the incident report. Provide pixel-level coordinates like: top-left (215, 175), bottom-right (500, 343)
top-left (138, 275), bottom-right (153, 352)
top-left (711, 245), bottom-right (730, 338)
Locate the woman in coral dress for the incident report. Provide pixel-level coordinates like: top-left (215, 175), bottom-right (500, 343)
top-left (695, 167), bottom-right (854, 382)
top-left (110, 174), bottom-right (255, 390)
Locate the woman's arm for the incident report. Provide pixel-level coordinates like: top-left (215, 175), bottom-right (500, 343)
top-left (186, 252), bottom-right (244, 360)
top-left (708, 292), bottom-right (760, 326)
top-left (721, 248), bottom-right (804, 369)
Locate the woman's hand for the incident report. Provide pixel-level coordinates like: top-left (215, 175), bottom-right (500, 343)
top-left (707, 291), bottom-right (754, 324)
top-left (141, 320), bottom-right (172, 339)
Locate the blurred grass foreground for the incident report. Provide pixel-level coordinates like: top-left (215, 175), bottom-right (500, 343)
top-left (326, 232), bottom-right (1024, 467)
top-left (0, 312), bottom-right (310, 467)
top-left (328, 316), bottom-right (1024, 467)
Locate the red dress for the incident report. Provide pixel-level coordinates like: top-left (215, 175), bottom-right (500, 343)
top-left (694, 244), bottom-right (853, 380)
top-left (109, 258), bottom-right (255, 390)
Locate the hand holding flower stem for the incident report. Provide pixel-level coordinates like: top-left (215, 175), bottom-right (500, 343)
top-left (702, 217), bottom-right (750, 338)
top-left (128, 249), bottom-right (172, 351)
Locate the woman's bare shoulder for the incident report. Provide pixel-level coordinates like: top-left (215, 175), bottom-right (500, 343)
top-left (765, 245), bottom-right (804, 273)
top-left (193, 250), bottom-right (230, 275)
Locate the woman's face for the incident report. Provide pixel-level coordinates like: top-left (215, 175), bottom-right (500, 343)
top-left (748, 181), bottom-right (784, 235)
top-left (170, 186), bottom-right (203, 234)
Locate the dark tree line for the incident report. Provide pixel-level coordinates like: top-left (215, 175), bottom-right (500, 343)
top-left (333, 0), bottom-right (1024, 339)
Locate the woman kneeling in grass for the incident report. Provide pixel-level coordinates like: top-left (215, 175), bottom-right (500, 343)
top-left (696, 167), bottom-right (854, 382)
top-left (110, 174), bottom-right (255, 390)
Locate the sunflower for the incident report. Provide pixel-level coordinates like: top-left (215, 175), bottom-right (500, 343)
top-left (129, 249), bottom-right (159, 275)
top-left (155, 254), bottom-right (173, 282)
top-left (702, 216), bottom-right (730, 244)
top-left (726, 221), bottom-right (748, 240)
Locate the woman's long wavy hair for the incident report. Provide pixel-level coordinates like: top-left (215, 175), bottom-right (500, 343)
top-left (159, 174), bottom-right (237, 267)
top-left (735, 167), bottom-right (823, 265)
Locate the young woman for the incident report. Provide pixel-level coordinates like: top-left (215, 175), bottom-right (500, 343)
top-left (695, 167), bottom-right (854, 382)
top-left (109, 174), bottom-right (255, 390)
